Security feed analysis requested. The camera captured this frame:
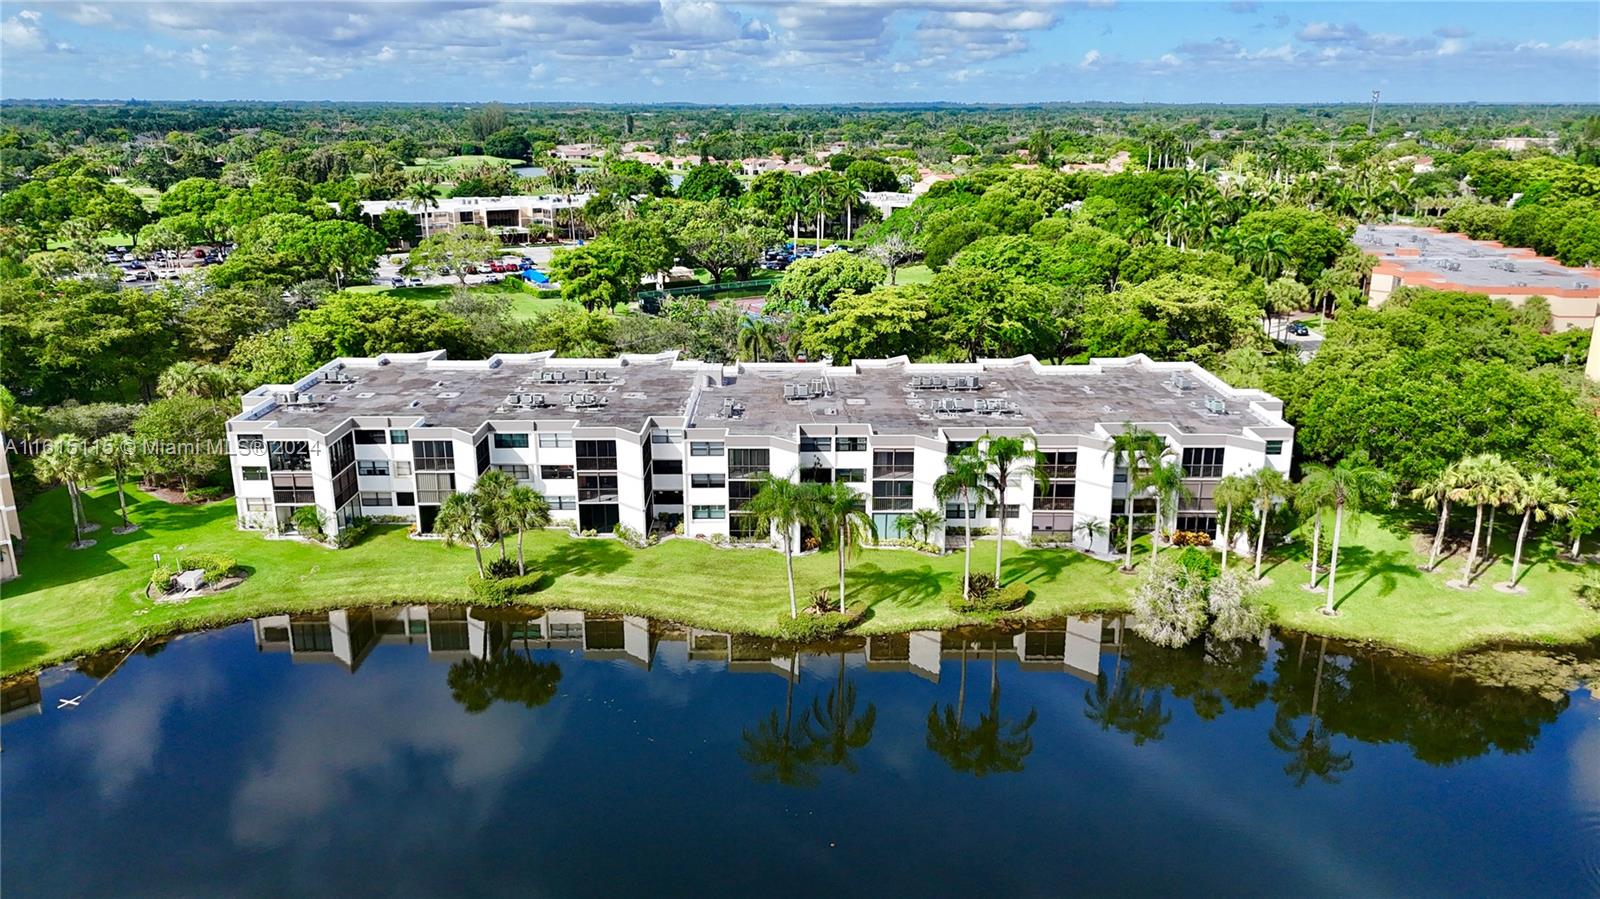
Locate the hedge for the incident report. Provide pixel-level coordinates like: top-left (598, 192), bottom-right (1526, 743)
top-left (149, 552), bottom-right (239, 591)
top-left (468, 570), bottom-right (545, 604)
top-left (775, 601), bottom-right (868, 642)
top-left (949, 580), bottom-right (1031, 615)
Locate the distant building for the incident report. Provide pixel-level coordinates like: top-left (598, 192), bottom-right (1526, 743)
top-left (358, 194), bottom-right (593, 242)
top-left (861, 190), bottom-right (915, 220)
top-left (1355, 224), bottom-right (1600, 332)
top-left (0, 434), bottom-right (17, 581)
top-left (551, 143), bottom-right (605, 163)
top-left (1489, 136), bottom-right (1558, 152)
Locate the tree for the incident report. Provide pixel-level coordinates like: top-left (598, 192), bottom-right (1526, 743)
top-left (483, 127), bottom-right (531, 161)
top-left (935, 446), bottom-right (993, 600)
top-left (814, 480), bottom-right (875, 612)
top-left (924, 268), bottom-right (1058, 361)
top-left (472, 469), bottom-right (518, 561)
top-left (548, 238), bottom-right (633, 311)
top-left (744, 473), bottom-right (820, 618)
top-left (436, 492), bottom-right (488, 578)
top-left (1248, 467), bottom-right (1290, 581)
top-left (864, 234), bottom-right (916, 285)
top-left (34, 439), bottom-right (97, 547)
top-left (1136, 454), bottom-right (1191, 559)
top-left (545, 159), bottom-right (579, 241)
top-left (504, 484), bottom-right (552, 576)
top-left (737, 317), bottom-right (779, 363)
top-left (1449, 453), bottom-right (1518, 587)
top-left (907, 508), bottom-right (944, 546)
top-left (769, 252), bottom-right (885, 309)
top-left (979, 435), bottom-right (1042, 582)
top-left (1294, 464), bottom-right (1334, 589)
top-left (677, 163), bottom-right (744, 202)
top-left (1104, 424), bottom-right (1163, 571)
top-left (1214, 473), bottom-right (1253, 570)
top-left (1265, 277), bottom-right (1310, 340)
top-left (408, 225), bottom-right (500, 285)
top-left (844, 158), bottom-right (899, 192)
top-left (93, 433), bottom-right (140, 531)
top-left (800, 286), bottom-right (930, 363)
top-left (1320, 452), bottom-right (1393, 615)
top-left (278, 220), bottom-right (385, 289)
top-left (131, 396), bottom-right (230, 491)
top-left (1410, 463), bottom-right (1461, 573)
top-left (606, 216), bottom-right (678, 290)
top-left (1503, 473), bottom-right (1573, 589)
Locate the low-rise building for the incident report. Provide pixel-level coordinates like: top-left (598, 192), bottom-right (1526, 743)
top-left (225, 352), bottom-right (1294, 554)
top-left (358, 194), bottom-right (593, 241)
top-left (0, 434), bottom-right (18, 581)
top-left (861, 190), bottom-right (915, 220)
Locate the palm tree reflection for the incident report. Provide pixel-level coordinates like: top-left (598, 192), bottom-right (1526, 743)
top-left (927, 638), bottom-right (1038, 777)
top-left (1268, 636), bottom-right (1354, 786)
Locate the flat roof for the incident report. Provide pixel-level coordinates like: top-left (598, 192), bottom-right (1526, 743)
top-left (1355, 224), bottom-right (1599, 297)
top-left (357, 194), bottom-right (594, 217)
top-left (692, 357), bottom-right (1283, 439)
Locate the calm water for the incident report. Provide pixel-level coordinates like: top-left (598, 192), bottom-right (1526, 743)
top-left (2, 608), bottom-right (1597, 897)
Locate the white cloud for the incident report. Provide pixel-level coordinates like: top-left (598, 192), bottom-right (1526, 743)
top-left (1080, 48), bottom-right (1101, 69)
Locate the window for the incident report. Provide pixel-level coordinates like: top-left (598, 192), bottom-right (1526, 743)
top-left (799, 467), bottom-right (832, 484)
top-left (728, 448), bottom-right (769, 478)
top-left (268, 440), bottom-right (310, 471)
top-left (393, 461), bottom-right (412, 477)
top-left (836, 468), bottom-right (865, 483)
top-left (333, 465), bottom-right (358, 507)
top-left (1266, 440), bottom-right (1284, 456)
top-left (1041, 451), bottom-right (1077, 480)
top-left (1114, 470), bottom-right (1127, 483)
top-left (690, 441), bottom-right (724, 457)
top-left (836, 437), bottom-right (867, 452)
top-left (395, 492), bottom-right (415, 506)
top-left (357, 460), bottom-right (389, 476)
top-left (1003, 504), bottom-right (1021, 519)
top-left (654, 490), bottom-right (684, 505)
top-left (414, 440), bottom-right (455, 471)
top-left (692, 505), bottom-right (726, 520)
top-left (416, 472), bottom-right (456, 504)
top-left (541, 465), bottom-right (575, 480)
top-left (728, 480), bottom-right (758, 510)
top-left (945, 502), bottom-right (969, 519)
top-left (653, 459), bottom-right (683, 475)
top-left (1038, 482), bottom-right (1075, 511)
top-left (496, 464), bottom-right (530, 480)
top-left (244, 498), bottom-right (269, 514)
top-left (650, 429), bottom-right (685, 444)
top-left (873, 450), bottom-right (914, 479)
top-left (237, 433), bottom-right (265, 452)
top-left (389, 430), bottom-right (409, 444)
top-left (493, 432), bottom-right (530, 449)
top-left (871, 480), bottom-right (913, 511)
top-left (548, 496), bottom-right (576, 510)
top-left (354, 429), bottom-right (387, 445)
top-left (800, 435), bottom-right (832, 452)
top-left (946, 440), bottom-right (973, 455)
top-left (538, 432), bottom-right (573, 448)
top-left (1176, 514), bottom-right (1218, 534)
top-left (578, 474), bottom-right (618, 502)
top-left (458, 210), bottom-right (474, 223)
top-left (576, 440), bottom-right (617, 471)
top-left (690, 473), bottom-right (726, 489)
top-left (242, 466), bottom-right (267, 481)
top-left (271, 472), bottom-right (314, 503)
top-left (328, 434), bottom-right (354, 475)
top-left (1182, 447), bottom-right (1225, 479)
top-left (361, 491), bottom-right (393, 507)
top-left (475, 437), bottom-right (490, 475)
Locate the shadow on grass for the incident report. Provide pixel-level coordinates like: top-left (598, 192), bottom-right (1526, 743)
top-left (1003, 548), bottom-right (1083, 585)
top-left (847, 563), bottom-right (945, 605)
top-left (1331, 545), bottom-right (1420, 610)
top-left (538, 538), bottom-right (632, 579)
top-left (0, 629), bottom-right (51, 676)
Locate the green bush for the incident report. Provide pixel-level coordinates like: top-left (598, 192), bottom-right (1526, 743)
top-left (775, 602), bottom-right (867, 642)
top-left (178, 552), bottom-right (237, 581)
top-left (949, 580), bottom-right (1031, 614)
top-left (187, 485), bottom-right (227, 501)
top-left (484, 556), bottom-right (520, 579)
top-left (966, 572), bottom-right (999, 598)
top-left (468, 570), bottom-right (544, 604)
top-left (334, 516), bottom-right (375, 548)
top-left (1176, 546), bottom-right (1219, 581)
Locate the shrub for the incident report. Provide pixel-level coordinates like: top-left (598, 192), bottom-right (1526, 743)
top-left (950, 580), bottom-right (1030, 614)
top-left (291, 504), bottom-right (329, 541)
top-left (1168, 530), bottom-right (1214, 547)
top-left (334, 516), bottom-right (375, 548)
top-left (187, 485), bottom-right (227, 501)
top-left (485, 556), bottom-right (520, 579)
top-left (1577, 569), bottom-right (1600, 612)
top-left (1176, 547), bottom-right (1220, 581)
top-left (775, 602), bottom-right (867, 642)
top-left (1207, 569), bottom-right (1267, 641)
top-left (1130, 555), bottom-right (1209, 648)
top-left (613, 523), bottom-right (647, 548)
top-left (468, 570), bottom-right (544, 604)
top-left (178, 552), bottom-right (237, 581)
top-left (966, 572), bottom-right (999, 599)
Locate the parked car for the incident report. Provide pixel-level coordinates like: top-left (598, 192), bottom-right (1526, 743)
top-left (405, 277), bottom-right (423, 288)
top-left (1287, 321), bottom-right (1311, 337)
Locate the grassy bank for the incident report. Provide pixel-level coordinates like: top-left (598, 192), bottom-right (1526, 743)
top-left (348, 281), bottom-right (568, 320)
top-left (3, 484), bottom-right (1596, 677)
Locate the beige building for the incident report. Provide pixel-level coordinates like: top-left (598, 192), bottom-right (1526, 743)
top-left (1, 434), bottom-right (18, 580)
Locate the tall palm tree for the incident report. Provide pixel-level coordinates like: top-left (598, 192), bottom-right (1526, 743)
top-left (436, 492), bottom-right (488, 578)
top-left (1213, 473), bottom-right (1253, 570)
top-left (504, 484), bottom-right (551, 576)
top-left (472, 469), bottom-right (518, 561)
top-left (979, 434), bottom-right (1043, 582)
top-left (1294, 464), bottom-right (1334, 589)
top-left (780, 174), bottom-right (807, 246)
top-left (806, 170), bottom-right (842, 250)
top-left (1449, 453), bottom-right (1516, 587)
top-left (1504, 473), bottom-right (1573, 589)
top-left (405, 179), bottom-right (442, 240)
top-left (1103, 424), bottom-right (1163, 572)
top-left (1136, 454), bottom-right (1191, 559)
top-left (1245, 229), bottom-right (1289, 285)
top-left (745, 472), bottom-right (820, 618)
top-left (838, 170), bottom-right (863, 241)
top-left (1320, 452), bottom-right (1393, 615)
top-left (93, 433), bottom-right (140, 531)
top-left (814, 480), bottom-right (874, 613)
top-left (738, 318), bottom-right (779, 363)
top-left (935, 446), bottom-right (992, 600)
top-left (1248, 467), bottom-right (1290, 581)
top-left (545, 158), bottom-right (578, 241)
top-left (35, 440), bottom-right (98, 548)
top-left (801, 652), bottom-right (877, 772)
top-left (1410, 462), bottom-right (1462, 572)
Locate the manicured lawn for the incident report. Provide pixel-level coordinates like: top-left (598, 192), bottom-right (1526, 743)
top-left (892, 264), bottom-right (935, 285)
top-left (348, 281), bottom-right (569, 320)
top-left (1251, 506), bottom-right (1599, 657)
top-left (0, 483), bottom-right (1127, 676)
top-left (403, 154), bottom-right (525, 174)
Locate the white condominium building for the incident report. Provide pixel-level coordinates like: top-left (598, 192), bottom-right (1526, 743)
top-left (358, 194), bottom-right (595, 239)
top-left (225, 351), bottom-right (1294, 554)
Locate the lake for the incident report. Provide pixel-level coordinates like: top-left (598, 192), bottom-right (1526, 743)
top-left (2, 607), bottom-right (1596, 897)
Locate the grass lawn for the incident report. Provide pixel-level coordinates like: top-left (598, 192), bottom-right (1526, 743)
top-left (403, 154), bottom-right (525, 173)
top-left (893, 264), bottom-right (935, 286)
top-left (347, 281), bottom-right (569, 320)
top-left (0, 483), bottom-right (1127, 677)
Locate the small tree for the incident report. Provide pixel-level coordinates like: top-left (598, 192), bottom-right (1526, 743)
top-left (1320, 452), bottom-right (1393, 615)
top-left (436, 492), bottom-right (487, 578)
top-left (35, 439), bottom-right (98, 548)
top-left (1135, 454), bottom-right (1191, 559)
top-left (408, 225), bottom-right (500, 285)
top-left (935, 446), bottom-right (993, 601)
top-left (1410, 462), bottom-right (1462, 573)
top-left (745, 473), bottom-right (821, 618)
top-left (472, 469), bottom-right (518, 561)
top-left (979, 434), bottom-right (1044, 582)
top-left (93, 433), bottom-right (140, 530)
top-left (1248, 467), bottom-right (1290, 581)
top-left (1213, 473), bottom-right (1253, 570)
top-left (1294, 464), bottom-right (1335, 589)
top-left (1503, 473), bottom-right (1573, 589)
top-left (814, 481), bottom-right (874, 612)
top-left (907, 508), bottom-right (944, 546)
top-left (1104, 424), bottom-right (1163, 571)
top-left (290, 504), bottom-right (329, 543)
top-left (865, 234), bottom-right (917, 286)
top-left (504, 485), bottom-right (551, 577)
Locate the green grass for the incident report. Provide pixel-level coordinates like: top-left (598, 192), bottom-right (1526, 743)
top-left (0, 483), bottom-right (1127, 676)
top-left (403, 154), bottom-right (525, 176)
top-left (893, 264), bottom-right (935, 286)
top-left (347, 281), bottom-right (569, 320)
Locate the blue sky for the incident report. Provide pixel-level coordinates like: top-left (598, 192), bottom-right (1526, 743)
top-left (3, 1), bottom-right (1597, 104)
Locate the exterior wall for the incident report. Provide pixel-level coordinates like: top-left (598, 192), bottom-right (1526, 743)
top-left (0, 433), bottom-right (18, 581)
top-left (1588, 325), bottom-right (1600, 383)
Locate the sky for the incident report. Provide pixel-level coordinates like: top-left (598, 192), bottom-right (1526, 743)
top-left (1, 1), bottom-right (1597, 104)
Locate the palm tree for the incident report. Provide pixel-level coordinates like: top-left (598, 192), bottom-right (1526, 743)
top-left (738, 318), bottom-right (779, 363)
top-left (1213, 473), bottom-right (1252, 570)
top-left (472, 469), bottom-right (518, 561)
top-left (806, 170), bottom-right (842, 249)
top-left (545, 158), bottom-right (578, 241)
top-left (979, 434), bottom-right (1043, 582)
top-left (780, 175), bottom-right (807, 246)
top-left (1320, 452), bottom-right (1393, 615)
top-left (1248, 467), bottom-right (1290, 581)
top-left (1449, 453), bottom-right (1516, 587)
top-left (35, 440), bottom-right (98, 547)
top-left (93, 433), bottom-right (139, 531)
top-left (814, 480), bottom-right (874, 613)
top-left (405, 179), bottom-right (442, 240)
top-left (801, 652), bottom-right (877, 772)
top-left (745, 472), bottom-right (820, 618)
top-left (1245, 229), bottom-right (1289, 285)
top-left (1294, 464), bottom-right (1334, 589)
top-left (1410, 462), bottom-right (1462, 572)
top-left (436, 492), bottom-right (488, 578)
top-left (907, 508), bottom-right (943, 546)
top-left (1503, 473), bottom-right (1573, 589)
top-left (504, 485), bottom-right (551, 576)
top-left (838, 170), bottom-right (863, 241)
top-left (1103, 424), bottom-right (1162, 571)
top-left (1135, 454), bottom-right (1191, 559)
top-left (935, 447), bottom-right (993, 600)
